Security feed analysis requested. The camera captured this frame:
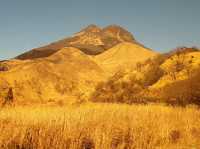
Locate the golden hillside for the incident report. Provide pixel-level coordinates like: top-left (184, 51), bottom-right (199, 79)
top-left (0, 47), bottom-right (104, 104)
top-left (90, 48), bottom-right (200, 105)
top-left (93, 42), bottom-right (157, 75)
top-left (152, 51), bottom-right (200, 89)
top-left (0, 42), bottom-right (156, 104)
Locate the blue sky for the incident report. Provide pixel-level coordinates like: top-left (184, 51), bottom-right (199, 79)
top-left (0, 0), bottom-right (199, 60)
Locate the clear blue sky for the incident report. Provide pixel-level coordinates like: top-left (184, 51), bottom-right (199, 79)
top-left (0, 0), bottom-right (199, 60)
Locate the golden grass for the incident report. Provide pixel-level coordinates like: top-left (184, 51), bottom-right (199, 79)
top-left (0, 103), bottom-right (200, 149)
top-left (93, 42), bottom-right (156, 75)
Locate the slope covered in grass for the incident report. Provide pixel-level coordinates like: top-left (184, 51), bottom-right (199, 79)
top-left (0, 47), bottom-right (104, 104)
top-left (93, 42), bottom-right (157, 75)
top-left (90, 48), bottom-right (200, 105)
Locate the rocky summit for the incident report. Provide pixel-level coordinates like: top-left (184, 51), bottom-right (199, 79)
top-left (16, 24), bottom-right (136, 59)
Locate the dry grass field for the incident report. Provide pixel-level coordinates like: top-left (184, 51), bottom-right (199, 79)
top-left (0, 103), bottom-right (200, 149)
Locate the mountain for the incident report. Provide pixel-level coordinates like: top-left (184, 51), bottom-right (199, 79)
top-left (0, 24), bottom-right (158, 104)
top-left (16, 24), bottom-right (136, 60)
top-left (0, 47), bottom-right (104, 104)
top-left (92, 42), bottom-right (157, 75)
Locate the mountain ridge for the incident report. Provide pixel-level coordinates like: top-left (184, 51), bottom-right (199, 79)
top-left (15, 24), bottom-right (140, 60)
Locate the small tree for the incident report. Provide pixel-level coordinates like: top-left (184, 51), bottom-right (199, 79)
top-left (142, 64), bottom-right (164, 86)
top-left (161, 68), bottom-right (200, 106)
top-left (0, 63), bottom-right (9, 71)
top-left (2, 87), bottom-right (14, 106)
top-left (165, 49), bottom-right (189, 80)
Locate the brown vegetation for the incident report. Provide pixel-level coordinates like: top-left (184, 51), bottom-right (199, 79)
top-left (0, 104), bottom-right (200, 149)
top-left (160, 69), bottom-right (200, 106)
top-left (0, 63), bottom-right (9, 71)
top-left (90, 72), bottom-right (145, 104)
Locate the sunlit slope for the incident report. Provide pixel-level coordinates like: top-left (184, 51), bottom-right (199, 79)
top-left (89, 48), bottom-right (200, 104)
top-left (93, 42), bottom-right (157, 75)
top-left (0, 47), bottom-right (104, 103)
top-left (152, 51), bottom-right (200, 89)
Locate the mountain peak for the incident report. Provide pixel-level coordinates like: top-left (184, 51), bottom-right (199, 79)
top-left (103, 24), bottom-right (126, 30)
top-left (102, 25), bottom-right (135, 42)
top-left (81, 24), bottom-right (101, 33)
top-left (16, 24), bottom-right (140, 60)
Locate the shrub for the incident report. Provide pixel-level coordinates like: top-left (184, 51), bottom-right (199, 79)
top-left (0, 63), bottom-right (9, 71)
top-left (160, 69), bottom-right (200, 106)
top-left (90, 73), bottom-right (146, 104)
top-left (136, 55), bottom-right (165, 87)
top-left (141, 64), bottom-right (164, 86)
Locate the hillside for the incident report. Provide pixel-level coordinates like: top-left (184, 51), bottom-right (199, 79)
top-left (0, 25), bottom-right (157, 104)
top-left (0, 47), bottom-right (104, 104)
top-left (151, 51), bottom-right (200, 88)
top-left (16, 25), bottom-right (136, 60)
top-left (93, 42), bottom-right (157, 75)
top-left (90, 48), bottom-right (200, 105)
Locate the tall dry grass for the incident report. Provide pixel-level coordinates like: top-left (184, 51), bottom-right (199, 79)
top-left (0, 103), bottom-right (200, 149)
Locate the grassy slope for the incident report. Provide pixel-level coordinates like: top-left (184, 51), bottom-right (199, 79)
top-left (0, 47), bottom-right (105, 103)
top-left (0, 103), bottom-right (200, 149)
top-left (92, 42), bottom-right (157, 75)
top-left (152, 51), bottom-right (200, 89)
